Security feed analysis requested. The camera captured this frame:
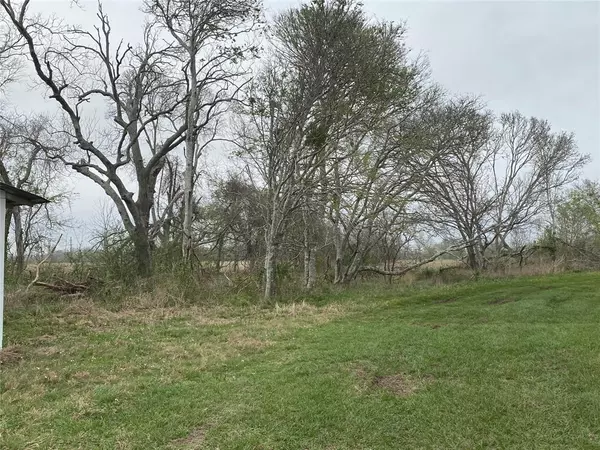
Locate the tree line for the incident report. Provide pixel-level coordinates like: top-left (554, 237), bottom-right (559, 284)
top-left (0, 0), bottom-right (594, 300)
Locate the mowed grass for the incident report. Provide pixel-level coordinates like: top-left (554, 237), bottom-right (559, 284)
top-left (2, 272), bottom-right (600, 449)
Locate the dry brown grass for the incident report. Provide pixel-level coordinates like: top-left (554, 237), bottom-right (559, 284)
top-left (489, 260), bottom-right (565, 277)
top-left (0, 345), bottom-right (24, 365)
top-left (227, 331), bottom-right (274, 350)
top-left (417, 259), bottom-right (463, 270)
top-left (2, 295), bottom-right (355, 387)
top-left (33, 346), bottom-right (62, 357)
top-left (214, 258), bottom-right (464, 274)
top-left (45, 297), bottom-right (238, 330)
top-left (271, 301), bottom-right (348, 321)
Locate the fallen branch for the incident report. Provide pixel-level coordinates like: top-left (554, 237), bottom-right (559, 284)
top-left (555, 238), bottom-right (600, 262)
top-left (26, 234), bottom-right (62, 293)
top-left (358, 242), bottom-right (472, 277)
top-left (34, 280), bottom-right (88, 294)
top-left (25, 235), bottom-right (91, 295)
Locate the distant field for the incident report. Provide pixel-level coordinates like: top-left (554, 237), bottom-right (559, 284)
top-left (389, 258), bottom-right (463, 270)
top-left (2, 272), bottom-right (600, 448)
top-left (25, 258), bottom-right (462, 274)
top-left (197, 258), bottom-right (463, 273)
top-left (24, 262), bottom-right (82, 274)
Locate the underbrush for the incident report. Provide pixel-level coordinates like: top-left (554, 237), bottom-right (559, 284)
top-left (5, 251), bottom-right (583, 317)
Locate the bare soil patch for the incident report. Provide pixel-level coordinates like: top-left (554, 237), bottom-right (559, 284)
top-left (351, 363), bottom-right (433, 397)
top-left (373, 374), bottom-right (419, 397)
top-left (170, 426), bottom-right (207, 448)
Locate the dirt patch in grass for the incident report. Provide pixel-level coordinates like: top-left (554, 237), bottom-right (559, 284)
top-left (352, 363), bottom-right (433, 397)
top-left (489, 297), bottom-right (516, 305)
top-left (170, 426), bottom-right (206, 448)
top-left (71, 371), bottom-right (91, 380)
top-left (373, 374), bottom-right (419, 397)
top-left (0, 345), bottom-right (24, 365)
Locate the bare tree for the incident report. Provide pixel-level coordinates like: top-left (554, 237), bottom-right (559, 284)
top-left (416, 97), bottom-right (494, 271)
top-left (145, 0), bottom-right (261, 261)
top-left (0, 115), bottom-right (69, 275)
top-left (237, 61), bottom-right (329, 299)
top-left (417, 99), bottom-right (588, 271)
top-left (1, 0), bottom-right (199, 274)
top-left (374, 211), bottom-right (418, 277)
top-left (488, 112), bottom-right (588, 255)
top-left (0, 10), bottom-right (22, 92)
top-left (150, 156), bottom-right (183, 246)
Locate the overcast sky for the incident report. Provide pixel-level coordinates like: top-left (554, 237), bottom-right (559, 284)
top-left (5, 0), bottom-right (600, 245)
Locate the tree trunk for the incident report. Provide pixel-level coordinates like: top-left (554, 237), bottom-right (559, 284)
top-left (303, 241), bottom-right (317, 290)
top-left (332, 158), bottom-right (344, 284)
top-left (466, 240), bottom-right (485, 273)
top-left (182, 50), bottom-right (198, 261)
top-left (182, 154), bottom-right (194, 260)
top-left (264, 231), bottom-right (277, 301)
top-left (344, 251), bottom-right (363, 283)
top-left (303, 226), bottom-right (310, 288)
top-left (216, 235), bottom-right (224, 273)
top-left (161, 219), bottom-right (171, 247)
top-left (333, 226), bottom-right (344, 284)
top-left (302, 209), bottom-right (317, 290)
top-left (466, 245), bottom-right (478, 272)
top-left (246, 238), bottom-right (255, 272)
top-left (132, 224), bottom-right (152, 277)
top-left (4, 208), bottom-right (11, 246)
top-left (12, 206), bottom-right (25, 275)
top-left (4, 206), bottom-right (25, 277)
top-left (307, 246), bottom-right (316, 289)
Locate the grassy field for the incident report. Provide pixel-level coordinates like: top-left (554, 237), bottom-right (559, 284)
top-left (2, 272), bottom-right (600, 449)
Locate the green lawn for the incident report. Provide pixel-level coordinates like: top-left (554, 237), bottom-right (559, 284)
top-left (2, 273), bottom-right (600, 449)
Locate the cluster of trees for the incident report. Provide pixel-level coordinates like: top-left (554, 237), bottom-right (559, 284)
top-left (548, 180), bottom-right (600, 265)
top-left (0, 0), bottom-right (593, 299)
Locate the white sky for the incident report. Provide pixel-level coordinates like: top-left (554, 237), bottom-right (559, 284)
top-left (3, 0), bottom-right (599, 246)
